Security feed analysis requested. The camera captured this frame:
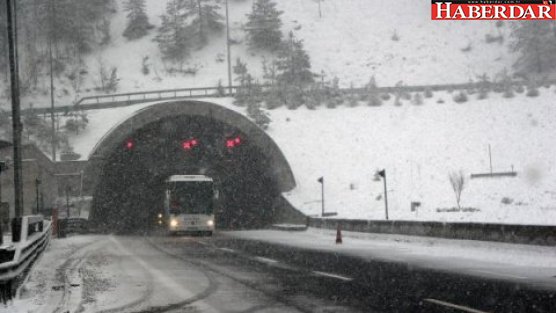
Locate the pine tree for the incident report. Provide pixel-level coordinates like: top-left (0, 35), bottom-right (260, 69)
top-left (497, 68), bottom-right (514, 98)
top-left (123, 0), bottom-right (153, 40)
top-left (476, 73), bottom-right (490, 100)
top-left (325, 77), bottom-right (343, 109)
top-left (412, 93), bottom-right (423, 105)
top-left (245, 0), bottom-right (283, 51)
top-left (184, 0), bottom-right (224, 46)
top-left (233, 58), bottom-right (250, 106)
top-left (261, 58), bottom-right (282, 109)
top-left (275, 32), bottom-right (314, 108)
top-left (155, 0), bottom-right (191, 65)
top-left (246, 82), bottom-right (271, 130)
top-left (347, 83), bottom-right (359, 107)
top-left (367, 76), bottom-right (382, 106)
top-left (276, 32), bottom-right (314, 86)
top-left (511, 21), bottom-right (556, 74)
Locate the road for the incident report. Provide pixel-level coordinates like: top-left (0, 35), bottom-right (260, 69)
top-left (9, 232), bottom-right (556, 313)
top-left (9, 234), bottom-right (368, 313)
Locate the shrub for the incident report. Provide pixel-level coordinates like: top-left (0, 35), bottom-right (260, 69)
top-left (142, 56), bottom-right (150, 75)
top-left (412, 93), bottom-right (423, 105)
top-left (526, 85), bottom-right (540, 97)
top-left (453, 91), bottom-right (468, 103)
top-left (391, 30), bottom-right (400, 41)
top-left (477, 90), bottom-right (488, 100)
top-left (449, 171), bottom-right (466, 209)
top-left (501, 197), bottom-right (514, 205)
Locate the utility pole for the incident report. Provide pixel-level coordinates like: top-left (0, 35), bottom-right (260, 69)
top-left (35, 178), bottom-right (41, 215)
top-left (225, 0), bottom-right (233, 94)
top-left (6, 0), bottom-right (24, 218)
top-left (377, 169), bottom-right (389, 220)
top-left (49, 0), bottom-right (57, 161)
top-left (0, 161), bottom-right (6, 209)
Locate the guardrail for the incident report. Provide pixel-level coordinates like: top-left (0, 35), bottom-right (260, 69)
top-left (0, 216), bottom-right (51, 302)
top-left (30, 85), bottom-right (245, 115)
top-left (24, 78), bottom-right (556, 116)
top-left (308, 218), bottom-right (556, 246)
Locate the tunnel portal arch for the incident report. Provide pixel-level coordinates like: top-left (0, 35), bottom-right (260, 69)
top-left (85, 100), bottom-right (296, 232)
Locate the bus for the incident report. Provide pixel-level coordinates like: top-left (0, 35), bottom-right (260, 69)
top-left (164, 175), bottom-right (216, 236)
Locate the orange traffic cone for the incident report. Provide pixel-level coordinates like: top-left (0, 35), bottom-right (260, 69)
top-left (336, 224), bottom-right (342, 244)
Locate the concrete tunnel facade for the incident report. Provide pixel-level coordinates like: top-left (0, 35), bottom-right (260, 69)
top-left (84, 100), bottom-right (298, 232)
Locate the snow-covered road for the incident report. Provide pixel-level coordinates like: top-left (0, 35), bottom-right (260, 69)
top-left (225, 228), bottom-right (556, 291)
top-left (4, 231), bottom-right (556, 312)
top-left (4, 235), bottom-right (365, 313)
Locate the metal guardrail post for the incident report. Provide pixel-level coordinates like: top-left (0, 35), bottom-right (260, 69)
top-left (11, 217), bottom-right (21, 243)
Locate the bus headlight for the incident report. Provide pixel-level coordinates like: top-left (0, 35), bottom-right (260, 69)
top-left (170, 219), bottom-right (179, 227)
top-left (207, 220), bottom-right (214, 227)
top-left (158, 213), bottom-right (163, 219)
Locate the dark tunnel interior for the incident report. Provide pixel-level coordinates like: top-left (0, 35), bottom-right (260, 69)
top-left (90, 115), bottom-right (281, 233)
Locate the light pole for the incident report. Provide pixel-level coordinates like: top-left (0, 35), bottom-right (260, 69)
top-left (6, 0), bottom-right (24, 218)
top-left (35, 178), bottom-right (41, 215)
top-left (225, 0), bottom-right (233, 94)
top-left (49, 0), bottom-right (57, 162)
top-left (0, 161), bottom-right (7, 209)
top-left (376, 169), bottom-right (389, 220)
top-left (317, 177), bottom-right (324, 216)
top-left (65, 185), bottom-right (71, 219)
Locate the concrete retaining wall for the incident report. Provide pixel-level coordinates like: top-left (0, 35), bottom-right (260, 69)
top-left (308, 218), bottom-right (556, 246)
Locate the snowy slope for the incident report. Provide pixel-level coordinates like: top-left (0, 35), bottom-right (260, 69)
top-left (67, 87), bottom-right (556, 226)
top-left (4, 1), bottom-right (555, 225)
top-left (3, 0), bottom-right (514, 110)
top-left (272, 89), bottom-right (556, 225)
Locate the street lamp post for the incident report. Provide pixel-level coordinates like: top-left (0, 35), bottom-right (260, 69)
top-left (225, 0), bottom-right (233, 94)
top-left (317, 177), bottom-right (324, 216)
top-left (0, 161), bottom-right (6, 209)
top-left (35, 178), bottom-right (41, 215)
top-left (377, 169), bottom-right (389, 220)
top-left (65, 186), bottom-right (71, 219)
top-left (49, 0), bottom-right (57, 162)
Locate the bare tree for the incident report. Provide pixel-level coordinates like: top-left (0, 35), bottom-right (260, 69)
top-left (449, 171), bottom-right (466, 209)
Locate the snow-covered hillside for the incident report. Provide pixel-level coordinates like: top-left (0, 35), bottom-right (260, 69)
top-left (5, 0), bottom-right (515, 109)
top-left (4, 1), bottom-right (555, 225)
top-left (68, 87), bottom-right (556, 226)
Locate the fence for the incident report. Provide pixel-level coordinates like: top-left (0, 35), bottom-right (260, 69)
top-left (308, 218), bottom-right (556, 246)
top-left (0, 215), bottom-right (51, 302)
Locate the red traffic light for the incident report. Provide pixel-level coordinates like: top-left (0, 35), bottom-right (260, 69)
top-left (182, 138), bottom-right (199, 150)
top-left (226, 136), bottom-right (242, 148)
top-left (124, 139), bottom-right (135, 150)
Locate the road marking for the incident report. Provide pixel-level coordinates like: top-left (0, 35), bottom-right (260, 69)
top-left (195, 240), bottom-right (209, 246)
top-left (312, 271), bottom-right (353, 282)
top-left (217, 247), bottom-right (235, 253)
top-left (471, 269), bottom-right (527, 280)
top-left (253, 256), bottom-right (279, 264)
top-left (424, 298), bottom-right (490, 313)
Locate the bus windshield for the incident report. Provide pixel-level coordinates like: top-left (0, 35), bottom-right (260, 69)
top-left (168, 181), bottom-right (213, 215)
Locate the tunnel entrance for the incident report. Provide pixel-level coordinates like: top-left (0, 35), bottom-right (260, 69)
top-left (87, 100), bottom-right (297, 234)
